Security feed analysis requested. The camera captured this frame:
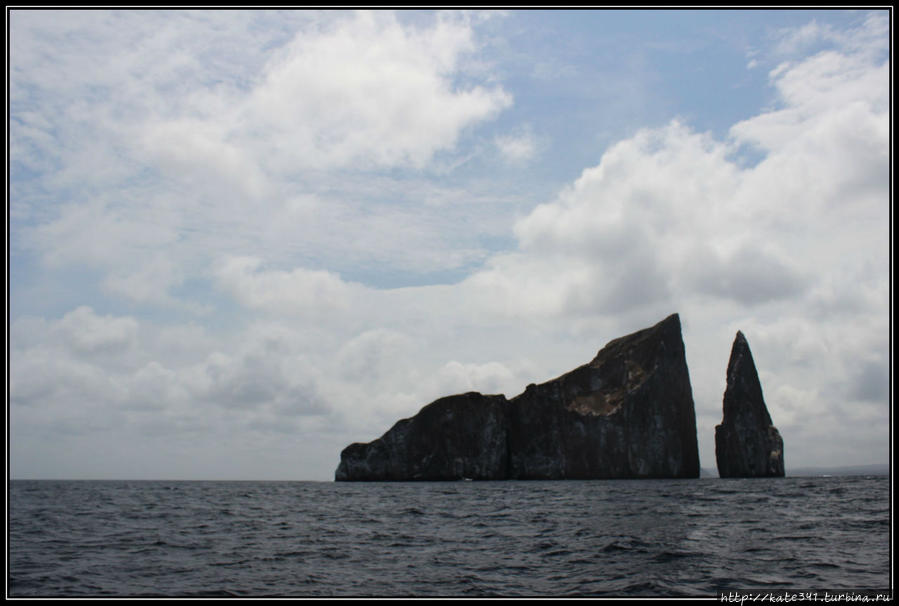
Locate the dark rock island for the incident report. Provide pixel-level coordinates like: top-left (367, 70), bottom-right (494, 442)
top-left (715, 331), bottom-right (785, 478)
top-left (335, 313), bottom-right (700, 481)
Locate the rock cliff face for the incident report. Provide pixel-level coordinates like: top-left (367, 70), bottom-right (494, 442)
top-left (335, 392), bottom-right (510, 481)
top-left (715, 331), bottom-right (785, 478)
top-left (335, 313), bottom-right (700, 481)
top-left (506, 313), bottom-right (699, 479)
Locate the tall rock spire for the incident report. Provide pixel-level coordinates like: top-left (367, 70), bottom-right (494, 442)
top-left (715, 331), bottom-right (785, 477)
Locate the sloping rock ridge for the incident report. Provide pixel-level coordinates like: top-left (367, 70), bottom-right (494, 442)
top-left (715, 331), bottom-right (785, 478)
top-left (335, 313), bottom-right (700, 481)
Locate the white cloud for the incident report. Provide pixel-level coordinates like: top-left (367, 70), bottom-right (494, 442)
top-left (772, 20), bottom-right (839, 57)
top-left (54, 306), bottom-right (139, 355)
top-left (29, 198), bottom-right (178, 270)
top-left (771, 12), bottom-right (888, 60)
top-left (10, 311), bottom-right (345, 476)
top-left (138, 119), bottom-right (272, 201)
top-left (435, 360), bottom-right (524, 397)
top-left (214, 256), bottom-right (362, 316)
top-left (460, 122), bottom-right (742, 317)
top-left (10, 345), bottom-right (122, 409)
top-left (102, 254), bottom-right (212, 313)
top-left (495, 128), bottom-right (538, 163)
top-left (683, 243), bottom-right (810, 305)
top-left (137, 10), bottom-right (513, 174)
top-left (514, 122), bottom-right (741, 257)
top-left (333, 329), bottom-right (417, 383)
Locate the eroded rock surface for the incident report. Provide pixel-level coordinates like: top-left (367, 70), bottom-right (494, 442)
top-left (335, 313), bottom-right (700, 481)
top-left (715, 331), bottom-right (785, 478)
top-left (506, 313), bottom-right (699, 479)
top-left (335, 392), bottom-right (510, 481)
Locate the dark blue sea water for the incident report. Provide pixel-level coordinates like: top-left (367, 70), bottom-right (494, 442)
top-left (8, 476), bottom-right (891, 597)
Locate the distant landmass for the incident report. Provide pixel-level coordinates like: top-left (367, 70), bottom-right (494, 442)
top-left (701, 464), bottom-right (887, 478)
top-left (786, 464), bottom-right (889, 477)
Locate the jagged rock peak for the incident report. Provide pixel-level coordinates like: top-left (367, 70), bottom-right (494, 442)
top-left (715, 330), bottom-right (785, 478)
top-left (723, 330), bottom-right (773, 427)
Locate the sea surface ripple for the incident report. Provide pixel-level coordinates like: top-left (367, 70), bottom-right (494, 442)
top-left (8, 476), bottom-right (890, 597)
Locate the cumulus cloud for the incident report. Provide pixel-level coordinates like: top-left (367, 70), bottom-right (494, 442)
top-left (459, 122), bottom-right (740, 317)
top-left (239, 11), bottom-right (512, 171)
top-left (9, 311), bottom-right (345, 475)
top-left (467, 11), bottom-right (887, 325)
top-left (684, 244), bottom-right (810, 305)
top-left (131, 10), bottom-right (513, 178)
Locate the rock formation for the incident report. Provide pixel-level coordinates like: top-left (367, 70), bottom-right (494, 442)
top-left (335, 313), bottom-right (700, 481)
top-left (715, 331), bottom-right (785, 478)
top-left (335, 392), bottom-right (510, 481)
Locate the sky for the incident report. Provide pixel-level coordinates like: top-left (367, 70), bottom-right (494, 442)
top-left (8, 9), bottom-right (891, 481)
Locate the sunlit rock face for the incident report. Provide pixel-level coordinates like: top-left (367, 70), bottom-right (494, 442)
top-left (715, 331), bottom-right (785, 478)
top-left (335, 313), bottom-right (700, 481)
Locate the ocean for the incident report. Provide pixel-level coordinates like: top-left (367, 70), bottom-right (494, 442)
top-left (7, 476), bottom-right (891, 598)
